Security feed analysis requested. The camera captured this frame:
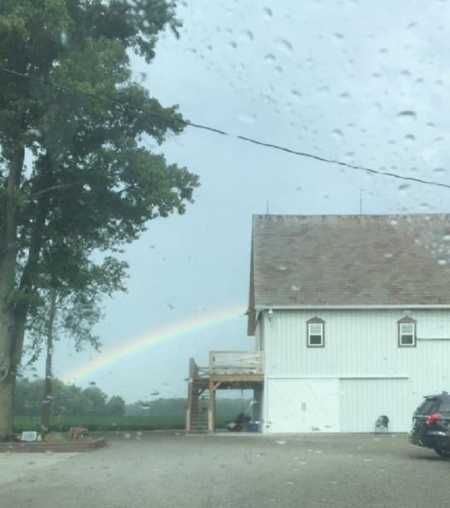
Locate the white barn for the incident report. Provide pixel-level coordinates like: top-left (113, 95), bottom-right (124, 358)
top-left (247, 214), bottom-right (450, 433)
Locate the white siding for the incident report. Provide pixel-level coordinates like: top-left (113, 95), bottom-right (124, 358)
top-left (254, 313), bottom-right (265, 352)
top-left (263, 309), bottom-right (450, 432)
top-left (339, 379), bottom-right (413, 432)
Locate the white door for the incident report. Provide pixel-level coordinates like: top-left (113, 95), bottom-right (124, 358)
top-left (266, 378), bottom-right (340, 433)
top-left (339, 379), bottom-right (414, 432)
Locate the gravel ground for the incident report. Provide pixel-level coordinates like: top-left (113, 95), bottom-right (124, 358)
top-left (1, 432), bottom-right (449, 508)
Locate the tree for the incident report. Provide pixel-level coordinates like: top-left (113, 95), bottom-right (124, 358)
top-left (105, 395), bottom-right (126, 416)
top-left (40, 288), bottom-right (57, 434)
top-left (0, 0), bottom-right (198, 439)
top-left (15, 377), bottom-right (122, 417)
top-left (81, 386), bottom-right (108, 415)
top-left (25, 255), bottom-right (127, 433)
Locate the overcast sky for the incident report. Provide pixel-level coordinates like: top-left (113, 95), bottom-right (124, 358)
top-left (44, 0), bottom-right (450, 402)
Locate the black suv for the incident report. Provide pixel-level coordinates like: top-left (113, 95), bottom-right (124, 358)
top-left (409, 392), bottom-right (450, 458)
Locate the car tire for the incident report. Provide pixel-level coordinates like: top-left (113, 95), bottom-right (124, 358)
top-left (433, 448), bottom-right (450, 459)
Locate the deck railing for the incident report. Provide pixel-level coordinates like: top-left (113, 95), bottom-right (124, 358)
top-left (209, 351), bottom-right (264, 375)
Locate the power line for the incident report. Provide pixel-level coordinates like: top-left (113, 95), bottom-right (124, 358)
top-left (1, 64), bottom-right (449, 191)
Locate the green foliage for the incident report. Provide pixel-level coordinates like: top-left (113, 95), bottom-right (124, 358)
top-left (105, 395), bottom-right (126, 417)
top-left (15, 377), bottom-right (252, 431)
top-left (0, 0), bottom-right (199, 365)
top-left (14, 414), bottom-right (186, 432)
top-left (15, 377), bottom-right (125, 417)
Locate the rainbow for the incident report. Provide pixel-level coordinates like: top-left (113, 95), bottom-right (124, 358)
top-left (61, 303), bottom-right (247, 384)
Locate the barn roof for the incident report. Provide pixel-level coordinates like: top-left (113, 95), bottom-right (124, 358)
top-left (247, 214), bottom-right (450, 334)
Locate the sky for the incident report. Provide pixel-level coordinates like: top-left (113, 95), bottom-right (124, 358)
top-left (40, 0), bottom-right (450, 402)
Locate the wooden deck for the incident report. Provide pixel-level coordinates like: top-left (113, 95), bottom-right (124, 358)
top-left (186, 352), bottom-right (264, 433)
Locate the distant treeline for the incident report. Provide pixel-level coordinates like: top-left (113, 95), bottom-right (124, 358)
top-left (126, 397), bottom-right (252, 420)
top-left (15, 378), bottom-right (252, 423)
top-left (15, 378), bottom-right (126, 417)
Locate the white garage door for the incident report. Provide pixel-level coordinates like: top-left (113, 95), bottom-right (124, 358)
top-left (340, 379), bottom-right (414, 432)
top-left (266, 378), bottom-right (340, 433)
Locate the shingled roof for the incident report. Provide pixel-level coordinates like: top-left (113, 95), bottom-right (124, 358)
top-left (247, 214), bottom-right (450, 334)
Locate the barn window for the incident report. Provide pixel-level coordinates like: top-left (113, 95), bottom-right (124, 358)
top-left (307, 317), bottom-right (325, 347)
top-left (398, 317), bottom-right (416, 347)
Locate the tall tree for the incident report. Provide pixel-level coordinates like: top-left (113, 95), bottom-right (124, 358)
top-left (25, 255), bottom-right (127, 433)
top-left (0, 0), bottom-right (198, 439)
top-left (105, 395), bottom-right (126, 417)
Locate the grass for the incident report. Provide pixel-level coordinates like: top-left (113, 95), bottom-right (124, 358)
top-left (14, 415), bottom-right (186, 432)
top-left (14, 414), bottom-right (233, 432)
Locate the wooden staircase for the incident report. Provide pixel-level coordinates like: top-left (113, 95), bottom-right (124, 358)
top-left (186, 359), bottom-right (209, 433)
top-left (189, 390), bottom-right (209, 433)
top-left (186, 354), bottom-right (263, 433)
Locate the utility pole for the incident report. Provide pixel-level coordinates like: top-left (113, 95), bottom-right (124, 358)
top-left (41, 288), bottom-right (57, 437)
top-left (359, 189), bottom-right (363, 215)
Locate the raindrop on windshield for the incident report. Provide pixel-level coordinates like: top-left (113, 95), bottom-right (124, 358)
top-left (397, 110), bottom-right (417, 119)
top-left (264, 53), bottom-right (276, 63)
top-left (242, 30), bottom-right (254, 41)
top-left (263, 7), bottom-right (273, 18)
top-left (277, 38), bottom-right (294, 52)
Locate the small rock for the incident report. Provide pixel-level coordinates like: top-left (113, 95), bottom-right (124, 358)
top-left (275, 440), bottom-right (287, 445)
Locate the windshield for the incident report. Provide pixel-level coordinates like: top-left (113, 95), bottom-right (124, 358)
top-left (2, 2), bottom-right (450, 507)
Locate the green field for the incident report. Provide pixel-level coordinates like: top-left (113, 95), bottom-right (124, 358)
top-left (14, 414), bottom-right (234, 432)
top-left (14, 415), bottom-right (186, 432)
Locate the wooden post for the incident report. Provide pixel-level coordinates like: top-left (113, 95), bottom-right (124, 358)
top-left (208, 379), bottom-right (216, 433)
top-left (186, 382), bottom-right (192, 432)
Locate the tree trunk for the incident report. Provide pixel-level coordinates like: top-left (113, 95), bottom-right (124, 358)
top-left (0, 375), bottom-right (14, 441)
top-left (0, 277), bottom-right (14, 440)
top-left (41, 289), bottom-right (57, 435)
top-left (0, 146), bottom-right (24, 440)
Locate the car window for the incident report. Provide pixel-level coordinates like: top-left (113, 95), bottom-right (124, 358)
top-left (415, 398), bottom-right (439, 415)
top-left (437, 397), bottom-right (450, 414)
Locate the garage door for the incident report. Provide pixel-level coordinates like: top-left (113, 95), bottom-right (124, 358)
top-left (266, 378), bottom-right (340, 433)
top-left (340, 379), bottom-right (414, 432)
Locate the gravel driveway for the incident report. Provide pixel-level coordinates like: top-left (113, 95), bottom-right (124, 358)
top-left (1, 432), bottom-right (449, 508)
